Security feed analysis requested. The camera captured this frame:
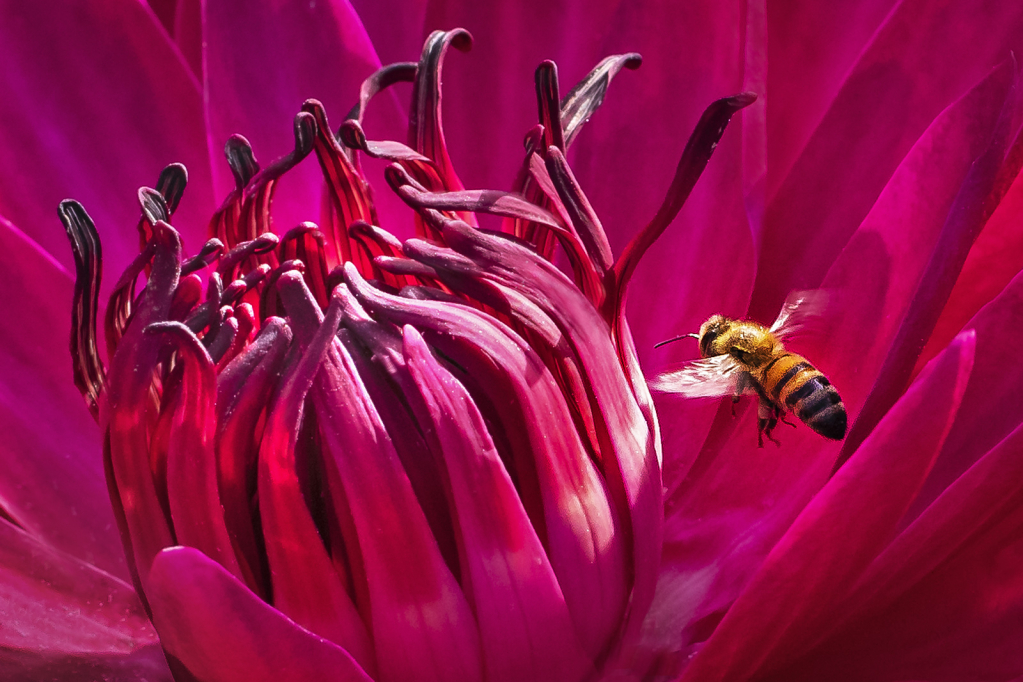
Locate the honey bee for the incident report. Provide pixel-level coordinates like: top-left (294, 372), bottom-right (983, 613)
top-left (652, 293), bottom-right (846, 446)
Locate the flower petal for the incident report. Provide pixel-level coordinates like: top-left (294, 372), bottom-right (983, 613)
top-left (402, 325), bottom-right (594, 682)
top-left (0, 518), bottom-right (156, 656)
top-left (678, 331), bottom-right (974, 682)
top-left (146, 545), bottom-right (373, 682)
top-left (0, 0), bottom-right (214, 274)
top-left (256, 289), bottom-right (374, 671)
top-left (0, 215), bottom-right (125, 579)
top-left (751, 0), bottom-right (1023, 320)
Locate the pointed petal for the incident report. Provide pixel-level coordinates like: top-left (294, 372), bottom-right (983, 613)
top-left (750, 0), bottom-right (1023, 320)
top-left (838, 61), bottom-right (1020, 466)
top-left (345, 262), bottom-right (626, 660)
top-left (256, 295), bottom-right (374, 670)
top-left (143, 322), bottom-right (242, 580)
top-left (679, 332), bottom-right (975, 682)
top-left (146, 546), bottom-right (373, 682)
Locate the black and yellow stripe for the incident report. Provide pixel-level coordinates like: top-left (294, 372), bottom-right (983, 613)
top-left (760, 353), bottom-right (846, 440)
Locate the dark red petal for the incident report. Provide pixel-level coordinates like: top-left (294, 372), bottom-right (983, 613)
top-left (58, 200), bottom-right (105, 420)
top-left (146, 546), bottom-right (373, 682)
top-left (402, 326), bottom-right (593, 682)
top-left (431, 221), bottom-right (661, 642)
top-left (344, 263), bottom-right (627, 660)
top-left (560, 53), bottom-right (643, 149)
top-left (409, 29), bottom-right (473, 192)
top-left (215, 318), bottom-right (291, 596)
top-left (678, 332), bottom-right (974, 682)
top-left (256, 295), bottom-right (374, 670)
top-left (103, 221), bottom-right (182, 584)
top-left (143, 322), bottom-right (242, 582)
top-left (308, 297), bottom-right (483, 682)
top-left (300, 99), bottom-right (379, 268)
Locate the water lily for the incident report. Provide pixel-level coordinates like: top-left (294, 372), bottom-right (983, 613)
top-left (2, 2), bottom-right (1023, 682)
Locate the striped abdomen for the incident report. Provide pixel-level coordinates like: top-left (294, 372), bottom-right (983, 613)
top-left (759, 353), bottom-right (847, 440)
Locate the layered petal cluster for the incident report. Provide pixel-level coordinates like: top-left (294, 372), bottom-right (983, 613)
top-left (51, 28), bottom-right (749, 682)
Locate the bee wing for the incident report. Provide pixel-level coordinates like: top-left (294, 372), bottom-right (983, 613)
top-left (650, 354), bottom-right (744, 398)
top-left (770, 289), bottom-right (829, 340)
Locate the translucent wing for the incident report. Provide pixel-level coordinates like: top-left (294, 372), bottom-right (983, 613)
top-left (770, 289), bottom-right (829, 340)
top-left (650, 354), bottom-right (744, 398)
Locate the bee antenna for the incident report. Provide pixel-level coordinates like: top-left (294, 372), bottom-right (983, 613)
top-left (654, 333), bottom-right (700, 349)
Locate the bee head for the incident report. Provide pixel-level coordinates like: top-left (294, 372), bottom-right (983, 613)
top-left (698, 315), bottom-right (732, 357)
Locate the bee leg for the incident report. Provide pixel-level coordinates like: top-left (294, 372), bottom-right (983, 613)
top-left (778, 409), bottom-right (798, 429)
top-left (757, 398), bottom-right (781, 448)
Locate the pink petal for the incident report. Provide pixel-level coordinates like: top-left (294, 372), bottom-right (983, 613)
top-left (143, 322), bottom-right (242, 579)
top-left (345, 261), bottom-right (628, 659)
top-left (750, 0), bottom-right (1023, 320)
top-left (838, 61), bottom-right (1020, 465)
top-left (652, 59), bottom-right (1023, 653)
top-left (280, 278), bottom-right (482, 682)
top-left (202, 0), bottom-right (407, 237)
top-left (678, 331), bottom-right (975, 682)
top-left (0, 215), bottom-right (125, 579)
top-left (0, 0), bottom-right (214, 275)
top-left (763, 489), bottom-right (1023, 681)
top-left (901, 265), bottom-right (1023, 522)
top-left (817, 60), bottom-right (1016, 417)
top-left (255, 291), bottom-right (374, 671)
top-left (0, 518), bottom-right (157, 655)
top-left (921, 155), bottom-right (1023, 368)
top-left (146, 546), bottom-right (373, 682)
top-left (402, 325), bottom-right (593, 682)
top-left (764, 0), bottom-right (898, 197)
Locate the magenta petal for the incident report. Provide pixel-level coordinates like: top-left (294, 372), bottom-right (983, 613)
top-left (679, 332), bottom-right (975, 682)
top-left (816, 60), bottom-right (1018, 414)
top-left (0, 518), bottom-right (157, 655)
top-left (203, 0), bottom-right (405, 235)
top-left (402, 325), bottom-right (593, 682)
top-left (146, 546), bottom-right (373, 682)
top-left (345, 264), bottom-right (629, 654)
top-left (0, 1), bottom-right (214, 274)
top-left (305, 290), bottom-right (482, 682)
top-left (0, 216), bottom-right (125, 578)
top-left (751, 0), bottom-right (1023, 320)
top-left (0, 643), bottom-right (172, 682)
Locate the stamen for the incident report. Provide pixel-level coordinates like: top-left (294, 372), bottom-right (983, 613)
top-left (58, 200), bottom-right (105, 420)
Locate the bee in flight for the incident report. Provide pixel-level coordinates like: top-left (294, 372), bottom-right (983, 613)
top-left (652, 293), bottom-right (847, 447)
